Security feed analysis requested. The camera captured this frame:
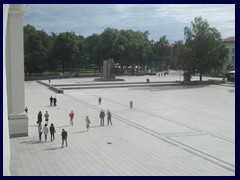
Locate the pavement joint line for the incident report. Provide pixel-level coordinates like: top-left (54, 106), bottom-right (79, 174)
top-left (81, 90), bottom-right (234, 144)
top-left (182, 148), bottom-right (235, 173)
top-left (167, 137), bottom-right (235, 167)
top-left (62, 91), bottom-right (235, 174)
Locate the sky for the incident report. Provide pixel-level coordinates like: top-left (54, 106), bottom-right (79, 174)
top-left (24, 4), bottom-right (235, 43)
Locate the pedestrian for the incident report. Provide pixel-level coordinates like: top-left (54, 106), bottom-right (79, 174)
top-left (99, 110), bottom-right (105, 126)
top-left (37, 111), bottom-right (42, 125)
top-left (53, 97), bottom-right (57, 106)
top-left (49, 123), bottom-right (56, 142)
top-left (98, 96), bottom-right (102, 105)
top-left (38, 123), bottom-right (43, 141)
top-left (130, 100), bottom-right (133, 109)
top-left (85, 116), bottom-right (90, 131)
top-left (43, 124), bottom-right (49, 141)
top-left (44, 111), bottom-right (49, 124)
top-left (61, 129), bottom-right (68, 148)
top-left (25, 107), bottom-right (28, 114)
top-left (49, 96), bottom-right (53, 106)
top-left (69, 110), bottom-right (74, 126)
top-left (107, 110), bottom-right (112, 125)
top-left (49, 79), bottom-right (51, 84)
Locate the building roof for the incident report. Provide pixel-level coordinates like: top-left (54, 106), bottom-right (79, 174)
top-left (222, 36), bottom-right (235, 43)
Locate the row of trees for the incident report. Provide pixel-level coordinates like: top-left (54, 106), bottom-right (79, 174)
top-left (24, 17), bottom-right (228, 81)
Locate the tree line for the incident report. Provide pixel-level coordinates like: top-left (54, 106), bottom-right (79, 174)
top-left (24, 17), bottom-right (228, 81)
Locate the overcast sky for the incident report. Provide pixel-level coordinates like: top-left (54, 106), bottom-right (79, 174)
top-left (24, 4), bottom-right (235, 43)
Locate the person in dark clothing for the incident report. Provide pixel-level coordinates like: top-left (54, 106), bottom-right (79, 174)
top-left (107, 110), bottom-right (112, 125)
top-left (38, 123), bottom-right (42, 141)
top-left (61, 129), bottom-right (68, 148)
top-left (25, 107), bottom-right (28, 114)
top-left (49, 123), bottom-right (56, 142)
top-left (37, 111), bottom-right (42, 125)
top-left (98, 96), bottom-right (102, 105)
top-left (53, 97), bottom-right (57, 106)
top-left (99, 110), bottom-right (105, 126)
top-left (49, 96), bottom-right (53, 106)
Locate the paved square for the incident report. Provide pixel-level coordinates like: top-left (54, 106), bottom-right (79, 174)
top-left (10, 74), bottom-right (235, 176)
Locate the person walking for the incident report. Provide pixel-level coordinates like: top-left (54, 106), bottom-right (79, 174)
top-left (69, 110), bottom-right (74, 126)
top-left (38, 123), bottom-right (43, 141)
top-left (53, 97), bottom-right (57, 106)
top-left (98, 96), bottom-right (102, 105)
top-left (99, 110), bottom-right (105, 126)
top-left (49, 96), bottom-right (53, 106)
top-left (107, 110), bottom-right (112, 125)
top-left (85, 116), bottom-right (91, 131)
top-left (44, 111), bottom-right (49, 124)
top-left (130, 100), bottom-right (133, 109)
top-left (37, 111), bottom-right (42, 125)
top-left (43, 124), bottom-right (49, 141)
top-left (49, 123), bottom-right (56, 142)
top-left (61, 129), bottom-right (68, 148)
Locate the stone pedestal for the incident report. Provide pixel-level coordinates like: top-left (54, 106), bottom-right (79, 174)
top-left (103, 58), bottom-right (115, 79)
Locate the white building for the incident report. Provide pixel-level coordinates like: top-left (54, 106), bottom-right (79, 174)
top-left (222, 36), bottom-right (235, 73)
top-left (3, 4), bottom-right (28, 175)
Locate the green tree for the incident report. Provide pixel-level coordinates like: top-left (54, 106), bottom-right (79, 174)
top-left (24, 24), bottom-right (50, 75)
top-left (152, 35), bottom-right (171, 71)
top-left (184, 17), bottom-right (228, 81)
top-left (52, 32), bottom-right (80, 73)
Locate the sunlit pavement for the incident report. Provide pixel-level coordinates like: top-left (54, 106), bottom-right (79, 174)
top-left (10, 73), bottom-right (235, 176)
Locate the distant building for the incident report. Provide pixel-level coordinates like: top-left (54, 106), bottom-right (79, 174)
top-left (222, 36), bottom-right (235, 73)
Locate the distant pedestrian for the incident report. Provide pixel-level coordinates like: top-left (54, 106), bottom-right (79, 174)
top-left (61, 129), bottom-right (68, 148)
top-left (49, 96), bottom-right (53, 106)
top-left (85, 116), bottom-right (90, 131)
top-left (98, 96), bottom-right (102, 105)
top-left (49, 79), bottom-right (51, 84)
top-left (44, 111), bottom-right (49, 124)
top-left (107, 110), bottom-right (112, 125)
top-left (37, 111), bottom-right (42, 125)
top-left (38, 123), bottom-right (43, 141)
top-left (43, 124), bottom-right (49, 141)
top-left (130, 100), bottom-right (133, 109)
top-left (25, 107), bottom-right (28, 114)
top-left (53, 97), bottom-right (57, 106)
top-left (69, 110), bottom-right (74, 126)
top-left (99, 110), bottom-right (105, 126)
top-left (49, 123), bottom-right (56, 142)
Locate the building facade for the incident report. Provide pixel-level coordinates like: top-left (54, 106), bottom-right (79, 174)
top-left (222, 36), bottom-right (235, 73)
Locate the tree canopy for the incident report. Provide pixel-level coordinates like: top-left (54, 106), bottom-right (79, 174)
top-left (183, 17), bottom-right (228, 81)
top-left (24, 18), bottom-right (229, 80)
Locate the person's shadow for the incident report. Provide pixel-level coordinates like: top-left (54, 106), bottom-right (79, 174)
top-left (44, 147), bottom-right (63, 151)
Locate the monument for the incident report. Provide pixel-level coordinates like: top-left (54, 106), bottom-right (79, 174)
top-left (95, 58), bottom-right (124, 81)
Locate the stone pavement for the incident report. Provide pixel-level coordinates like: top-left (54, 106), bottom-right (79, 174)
top-left (10, 73), bottom-right (235, 176)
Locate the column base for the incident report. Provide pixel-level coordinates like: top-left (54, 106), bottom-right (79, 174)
top-left (9, 113), bottom-right (28, 138)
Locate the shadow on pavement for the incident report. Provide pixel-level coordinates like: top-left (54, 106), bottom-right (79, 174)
top-left (55, 125), bottom-right (70, 128)
top-left (71, 131), bottom-right (87, 134)
top-left (44, 147), bottom-right (63, 151)
top-left (20, 140), bottom-right (44, 144)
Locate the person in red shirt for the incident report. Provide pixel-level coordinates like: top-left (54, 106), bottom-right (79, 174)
top-left (44, 111), bottom-right (49, 124)
top-left (69, 110), bottom-right (74, 126)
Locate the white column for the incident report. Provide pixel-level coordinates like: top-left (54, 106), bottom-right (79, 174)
top-left (3, 4), bottom-right (11, 176)
top-left (7, 4), bottom-right (28, 138)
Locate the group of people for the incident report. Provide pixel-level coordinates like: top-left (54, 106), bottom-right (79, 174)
top-left (68, 110), bottom-right (91, 131)
top-left (49, 96), bottom-right (57, 106)
top-left (35, 95), bottom-right (134, 148)
top-left (99, 109), bottom-right (112, 126)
